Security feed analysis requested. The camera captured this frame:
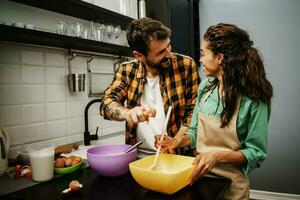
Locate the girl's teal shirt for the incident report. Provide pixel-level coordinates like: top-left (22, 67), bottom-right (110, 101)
top-left (187, 78), bottom-right (270, 174)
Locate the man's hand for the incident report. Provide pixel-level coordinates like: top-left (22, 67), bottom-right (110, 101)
top-left (124, 106), bottom-right (156, 126)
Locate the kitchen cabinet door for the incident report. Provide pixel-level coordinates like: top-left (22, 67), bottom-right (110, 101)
top-left (146, 0), bottom-right (200, 64)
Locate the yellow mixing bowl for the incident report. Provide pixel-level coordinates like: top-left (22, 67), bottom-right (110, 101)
top-left (129, 154), bottom-right (195, 195)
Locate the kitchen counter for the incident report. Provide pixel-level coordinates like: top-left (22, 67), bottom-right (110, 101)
top-left (0, 166), bottom-right (230, 200)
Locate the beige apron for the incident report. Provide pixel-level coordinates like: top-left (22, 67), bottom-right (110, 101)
top-left (196, 90), bottom-right (250, 200)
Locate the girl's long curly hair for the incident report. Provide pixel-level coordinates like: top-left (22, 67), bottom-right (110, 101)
top-left (203, 23), bottom-right (273, 127)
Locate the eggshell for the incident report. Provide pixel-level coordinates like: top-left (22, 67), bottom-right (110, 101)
top-left (150, 107), bottom-right (157, 117)
top-left (69, 180), bottom-right (82, 192)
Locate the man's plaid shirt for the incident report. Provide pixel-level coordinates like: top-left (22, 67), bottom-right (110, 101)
top-left (100, 53), bottom-right (201, 145)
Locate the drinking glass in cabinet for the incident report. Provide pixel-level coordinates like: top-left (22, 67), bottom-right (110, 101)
top-left (55, 21), bottom-right (68, 35)
top-left (71, 23), bottom-right (84, 37)
top-left (94, 24), bottom-right (106, 42)
top-left (105, 24), bottom-right (114, 40)
top-left (114, 25), bottom-right (122, 39)
top-left (82, 27), bottom-right (89, 39)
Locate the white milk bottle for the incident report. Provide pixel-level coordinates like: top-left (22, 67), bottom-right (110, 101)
top-left (27, 144), bottom-right (54, 182)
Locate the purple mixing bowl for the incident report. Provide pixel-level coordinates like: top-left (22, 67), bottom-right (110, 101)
top-left (87, 144), bottom-right (137, 177)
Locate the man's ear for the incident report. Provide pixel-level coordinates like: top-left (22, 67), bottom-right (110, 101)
top-left (217, 53), bottom-right (224, 65)
top-left (133, 51), bottom-right (145, 62)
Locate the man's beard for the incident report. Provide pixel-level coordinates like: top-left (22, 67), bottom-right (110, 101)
top-left (145, 57), bottom-right (171, 71)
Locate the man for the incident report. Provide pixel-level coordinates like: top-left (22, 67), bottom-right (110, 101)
top-left (100, 17), bottom-right (200, 158)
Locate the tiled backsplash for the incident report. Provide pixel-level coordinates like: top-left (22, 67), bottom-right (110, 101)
top-left (0, 42), bottom-right (125, 158)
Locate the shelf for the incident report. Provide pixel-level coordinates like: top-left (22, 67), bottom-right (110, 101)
top-left (0, 24), bottom-right (132, 57)
top-left (9, 0), bottom-right (134, 30)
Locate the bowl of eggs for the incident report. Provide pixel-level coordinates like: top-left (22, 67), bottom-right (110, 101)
top-left (54, 156), bottom-right (83, 174)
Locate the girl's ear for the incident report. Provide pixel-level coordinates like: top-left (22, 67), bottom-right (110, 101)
top-left (217, 53), bottom-right (224, 65)
top-left (133, 51), bottom-right (145, 62)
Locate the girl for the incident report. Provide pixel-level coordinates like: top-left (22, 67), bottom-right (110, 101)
top-left (159, 23), bottom-right (273, 199)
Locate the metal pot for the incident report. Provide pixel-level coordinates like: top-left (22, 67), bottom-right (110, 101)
top-left (68, 73), bottom-right (86, 92)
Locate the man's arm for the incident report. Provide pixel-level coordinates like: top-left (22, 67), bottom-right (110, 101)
top-left (104, 101), bottom-right (129, 121)
top-left (100, 63), bottom-right (128, 120)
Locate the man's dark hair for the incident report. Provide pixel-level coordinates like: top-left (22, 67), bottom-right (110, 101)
top-left (126, 17), bottom-right (171, 56)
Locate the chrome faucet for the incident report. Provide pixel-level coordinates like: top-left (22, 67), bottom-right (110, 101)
top-left (84, 98), bottom-right (102, 145)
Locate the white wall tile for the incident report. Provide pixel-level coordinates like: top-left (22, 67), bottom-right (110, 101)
top-left (21, 85), bottom-right (45, 103)
top-left (99, 134), bottom-right (125, 144)
top-left (89, 58), bottom-right (100, 70)
top-left (69, 133), bottom-right (83, 143)
top-left (99, 57), bottom-right (115, 73)
top-left (0, 85), bottom-right (20, 105)
top-left (102, 119), bottom-right (124, 128)
top-left (102, 125), bottom-right (125, 136)
top-left (49, 137), bottom-right (69, 147)
top-left (45, 52), bottom-right (65, 67)
top-left (46, 120), bottom-right (67, 138)
top-left (22, 123), bottom-right (46, 143)
top-left (46, 67), bottom-right (66, 84)
top-left (91, 73), bottom-right (114, 94)
top-left (46, 84), bottom-right (65, 102)
top-left (68, 118), bottom-right (84, 135)
top-left (21, 65), bottom-right (44, 83)
top-left (46, 103), bottom-right (66, 120)
top-left (90, 57), bottom-right (115, 73)
top-left (70, 56), bottom-right (86, 69)
top-left (0, 44), bottom-right (19, 64)
top-left (101, 120), bottom-right (125, 136)
top-left (67, 101), bottom-right (85, 118)
top-left (20, 49), bottom-right (44, 65)
top-left (0, 105), bottom-right (22, 126)
top-left (5, 126), bottom-right (23, 146)
top-left (0, 64), bottom-right (20, 83)
top-left (89, 115), bottom-right (102, 131)
top-left (67, 91), bottom-right (86, 101)
top-left (88, 101), bottom-right (101, 115)
top-left (22, 104), bottom-right (45, 124)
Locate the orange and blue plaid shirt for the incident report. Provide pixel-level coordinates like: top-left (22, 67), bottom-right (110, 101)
top-left (100, 53), bottom-right (201, 145)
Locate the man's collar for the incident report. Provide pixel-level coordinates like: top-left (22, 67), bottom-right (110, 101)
top-left (136, 60), bottom-right (145, 79)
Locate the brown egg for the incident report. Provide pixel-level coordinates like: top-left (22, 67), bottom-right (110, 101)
top-left (150, 107), bottom-right (157, 117)
top-left (73, 156), bottom-right (81, 162)
top-left (55, 158), bottom-right (65, 168)
top-left (64, 158), bottom-right (73, 167)
top-left (71, 159), bottom-right (80, 166)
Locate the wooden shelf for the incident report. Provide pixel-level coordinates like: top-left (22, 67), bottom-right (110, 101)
top-left (0, 24), bottom-right (132, 57)
top-left (10, 0), bottom-right (134, 30)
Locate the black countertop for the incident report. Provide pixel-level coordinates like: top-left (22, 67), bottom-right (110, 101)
top-left (0, 167), bottom-right (230, 200)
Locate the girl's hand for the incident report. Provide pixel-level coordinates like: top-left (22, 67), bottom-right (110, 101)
top-left (188, 152), bottom-right (218, 185)
top-left (154, 135), bottom-right (178, 154)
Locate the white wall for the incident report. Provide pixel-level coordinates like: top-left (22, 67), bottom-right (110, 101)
top-left (0, 0), bottom-right (138, 158)
top-left (199, 0), bottom-right (300, 195)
